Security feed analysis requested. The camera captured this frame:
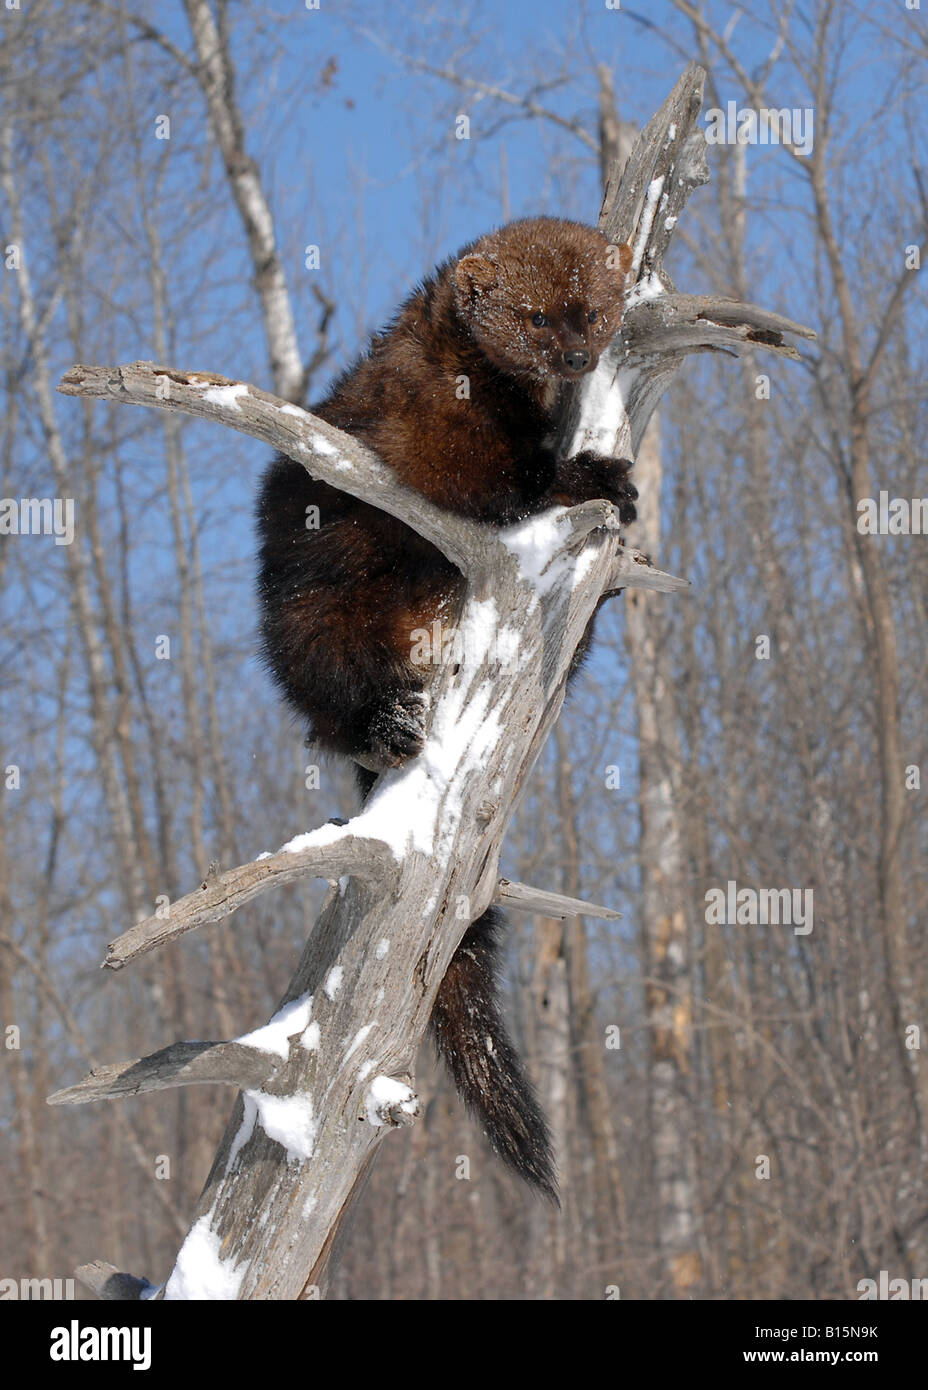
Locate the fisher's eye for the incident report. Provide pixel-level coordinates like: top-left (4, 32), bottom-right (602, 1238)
top-left (588, 310), bottom-right (599, 323)
top-left (530, 311), bottom-right (548, 327)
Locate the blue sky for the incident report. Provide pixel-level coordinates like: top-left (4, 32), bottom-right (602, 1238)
top-left (5, 0), bottom-right (924, 873)
top-left (129, 0), bottom-right (923, 401)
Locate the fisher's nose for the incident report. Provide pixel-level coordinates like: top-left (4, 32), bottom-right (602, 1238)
top-left (562, 347), bottom-right (591, 371)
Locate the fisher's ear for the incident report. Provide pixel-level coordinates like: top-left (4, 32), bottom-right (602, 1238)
top-left (454, 253), bottom-right (499, 295)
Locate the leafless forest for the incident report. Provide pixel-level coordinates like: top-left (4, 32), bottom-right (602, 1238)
top-left (1, 0), bottom-right (926, 1301)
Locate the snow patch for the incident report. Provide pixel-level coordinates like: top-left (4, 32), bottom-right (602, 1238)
top-left (163, 1216), bottom-right (245, 1301)
top-left (348, 602), bottom-right (505, 862)
top-left (503, 504), bottom-right (607, 601)
top-left (226, 1094), bottom-right (258, 1172)
top-left (419, 598), bottom-right (505, 859)
top-left (235, 993), bottom-right (313, 1060)
top-left (364, 1075), bottom-right (418, 1127)
top-left (494, 624), bottom-right (522, 669)
top-left (245, 1090), bottom-right (317, 1162)
top-left (502, 510), bottom-right (569, 591)
top-left (202, 383), bottom-right (248, 412)
top-left (572, 547), bottom-right (599, 585)
top-left (310, 432), bottom-right (337, 456)
top-left (625, 271), bottom-right (665, 308)
top-left (279, 820), bottom-right (346, 855)
top-left (567, 354), bottom-right (633, 459)
top-left (630, 174), bottom-right (665, 276)
top-left (324, 966), bottom-right (343, 1000)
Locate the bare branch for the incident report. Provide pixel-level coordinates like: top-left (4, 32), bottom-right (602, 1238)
top-left (625, 294), bottom-right (816, 363)
top-left (495, 879), bottom-right (622, 921)
top-left (57, 361), bottom-right (486, 571)
top-left (357, 35), bottom-right (599, 153)
top-left (102, 832), bottom-right (394, 970)
top-left (75, 1263), bottom-right (155, 1302)
top-left (83, 1), bottom-right (197, 74)
top-left (48, 1041), bottom-right (281, 1106)
top-left (858, 233), bottom-right (928, 403)
top-left (604, 541), bottom-right (691, 597)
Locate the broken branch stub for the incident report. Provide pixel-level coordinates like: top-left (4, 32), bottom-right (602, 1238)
top-left (557, 61), bottom-right (815, 463)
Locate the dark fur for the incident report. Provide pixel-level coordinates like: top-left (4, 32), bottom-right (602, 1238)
top-left (429, 908), bottom-right (557, 1197)
top-left (256, 218), bottom-right (636, 1199)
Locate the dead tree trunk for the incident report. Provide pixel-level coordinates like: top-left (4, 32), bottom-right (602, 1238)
top-left (48, 65), bottom-right (812, 1299)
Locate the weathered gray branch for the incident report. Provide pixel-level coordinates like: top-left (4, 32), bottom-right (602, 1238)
top-left (49, 875), bottom-right (620, 1113)
top-left (75, 1262), bottom-right (156, 1302)
top-left (496, 879), bottom-right (621, 921)
top-left (50, 409), bottom-right (649, 1297)
top-left (48, 1041), bottom-right (282, 1105)
top-left (100, 858), bottom-right (628, 973)
top-left (57, 362), bottom-right (487, 573)
top-left (101, 833), bottom-right (394, 970)
top-left (625, 293), bottom-right (815, 362)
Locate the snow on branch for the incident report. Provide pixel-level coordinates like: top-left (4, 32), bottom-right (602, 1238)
top-left (47, 1041), bottom-right (282, 1105)
top-left (101, 831), bottom-right (394, 970)
top-left (57, 361), bottom-right (487, 573)
top-left (100, 861), bottom-right (627, 975)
